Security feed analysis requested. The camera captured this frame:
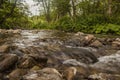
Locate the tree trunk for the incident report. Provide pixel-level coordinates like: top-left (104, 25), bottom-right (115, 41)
top-left (107, 0), bottom-right (112, 17)
top-left (46, 0), bottom-right (51, 22)
top-left (42, 0), bottom-right (51, 23)
top-left (71, 0), bottom-right (76, 17)
top-left (0, 0), bottom-right (4, 8)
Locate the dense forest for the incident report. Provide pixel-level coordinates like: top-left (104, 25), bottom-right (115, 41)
top-left (1, 0), bottom-right (120, 35)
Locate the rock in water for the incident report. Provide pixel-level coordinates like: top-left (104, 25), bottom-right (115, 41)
top-left (13, 29), bottom-right (21, 34)
top-left (75, 32), bottom-right (84, 36)
top-left (62, 47), bottom-right (98, 64)
top-left (64, 67), bottom-right (77, 80)
top-left (63, 59), bottom-right (87, 67)
top-left (8, 69), bottom-right (27, 80)
top-left (84, 34), bottom-right (95, 44)
top-left (23, 68), bottom-right (62, 80)
top-left (112, 41), bottom-right (120, 47)
top-left (30, 66), bottom-right (41, 71)
top-left (90, 40), bottom-right (103, 47)
top-left (0, 45), bottom-right (9, 53)
top-left (18, 57), bottom-right (37, 69)
top-left (88, 73), bottom-right (120, 80)
top-left (0, 54), bottom-right (18, 72)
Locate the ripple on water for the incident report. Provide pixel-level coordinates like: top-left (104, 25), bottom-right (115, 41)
top-left (13, 30), bottom-right (59, 48)
top-left (98, 53), bottom-right (120, 63)
top-left (91, 51), bottom-right (120, 73)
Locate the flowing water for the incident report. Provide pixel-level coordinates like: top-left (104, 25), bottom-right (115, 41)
top-left (14, 30), bottom-right (120, 64)
top-left (1, 30), bottom-right (120, 79)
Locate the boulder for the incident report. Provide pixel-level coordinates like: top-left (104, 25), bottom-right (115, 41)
top-left (0, 45), bottom-right (9, 53)
top-left (46, 46), bottom-right (98, 67)
top-left (7, 29), bottom-right (21, 34)
top-left (83, 34), bottom-right (96, 46)
top-left (10, 49), bottom-right (24, 57)
top-left (23, 68), bottom-right (63, 80)
top-left (90, 40), bottom-right (103, 47)
top-left (29, 54), bottom-right (48, 67)
top-left (8, 69), bottom-right (27, 80)
top-left (0, 29), bottom-right (2, 33)
top-left (84, 34), bottom-right (95, 43)
top-left (30, 66), bottom-right (41, 71)
top-left (115, 38), bottom-right (120, 42)
top-left (0, 29), bottom-right (7, 34)
top-left (64, 67), bottom-right (77, 80)
top-left (112, 41), bottom-right (120, 47)
top-left (88, 73), bottom-right (120, 80)
top-left (0, 54), bottom-right (18, 72)
top-left (62, 47), bottom-right (98, 64)
top-left (13, 29), bottom-right (21, 34)
top-left (62, 59), bottom-right (90, 78)
top-left (18, 57), bottom-right (37, 69)
top-left (7, 29), bottom-right (14, 34)
top-left (75, 32), bottom-right (84, 36)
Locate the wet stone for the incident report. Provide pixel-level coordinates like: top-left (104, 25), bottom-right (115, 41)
top-left (8, 69), bottom-right (27, 80)
top-left (74, 32), bottom-right (84, 36)
top-left (0, 45), bottom-right (9, 53)
top-left (0, 54), bottom-right (18, 72)
top-left (30, 66), bottom-right (41, 71)
top-left (84, 34), bottom-right (95, 44)
top-left (18, 57), bottom-right (37, 69)
top-left (23, 68), bottom-right (63, 80)
top-left (29, 54), bottom-right (48, 65)
top-left (63, 67), bottom-right (77, 80)
top-left (90, 40), bottom-right (103, 47)
top-left (112, 41), bottom-right (120, 48)
top-left (88, 73), bottom-right (120, 80)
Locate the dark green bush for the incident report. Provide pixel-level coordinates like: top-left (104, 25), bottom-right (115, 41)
top-left (54, 16), bottom-right (74, 32)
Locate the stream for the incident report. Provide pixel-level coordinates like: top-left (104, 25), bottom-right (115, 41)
top-left (0, 29), bottom-right (120, 80)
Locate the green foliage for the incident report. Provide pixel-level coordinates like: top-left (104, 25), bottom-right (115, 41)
top-left (31, 15), bottom-right (120, 35)
top-left (54, 0), bottom-right (71, 17)
top-left (49, 14), bottom-right (106, 32)
top-left (0, 0), bottom-right (31, 29)
top-left (32, 21), bottom-right (50, 29)
top-left (93, 24), bottom-right (120, 35)
top-left (54, 16), bottom-right (74, 32)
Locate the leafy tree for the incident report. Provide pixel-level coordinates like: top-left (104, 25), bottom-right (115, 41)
top-left (0, 0), bottom-right (31, 29)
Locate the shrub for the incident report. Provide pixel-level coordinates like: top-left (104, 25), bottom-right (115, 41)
top-left (93, 24), bottom-right (120, 35)
top-left (54, 16), bottom-right (74, 32)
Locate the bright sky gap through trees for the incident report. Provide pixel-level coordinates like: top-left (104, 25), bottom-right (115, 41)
top-left (25, 0), bottom-right (40, 16)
